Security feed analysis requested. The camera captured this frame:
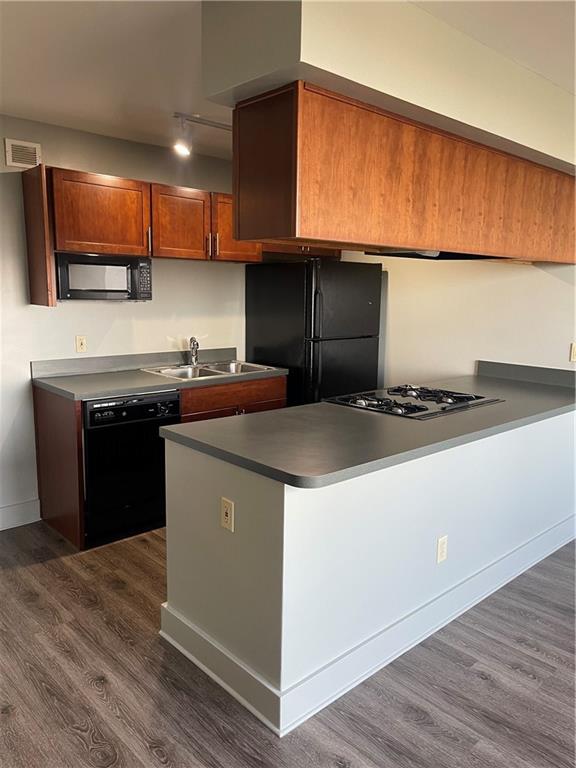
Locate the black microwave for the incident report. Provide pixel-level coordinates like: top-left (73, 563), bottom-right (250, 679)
top-left (56, 253), bottom-right (152, 301)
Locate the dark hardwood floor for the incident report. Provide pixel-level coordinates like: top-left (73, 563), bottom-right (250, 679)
top-left (0, 522), bottom-right (573, 768)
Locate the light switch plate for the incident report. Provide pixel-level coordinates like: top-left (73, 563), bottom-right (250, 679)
top-left (220, 497), bottom-right (235, 532)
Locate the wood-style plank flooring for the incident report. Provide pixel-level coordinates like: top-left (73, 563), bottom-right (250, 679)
top-left (0, 522), bottom-right (573, 768)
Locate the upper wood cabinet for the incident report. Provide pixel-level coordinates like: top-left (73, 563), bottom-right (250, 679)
top-left (52, 168), bottom-right (151, 256)
top-left (262, 242), bottom-right (340, 258)
top-left (152, 184), bottom-right (211, 260)
top-left (211, 193), bottom-right (262, 262)
top-left (22, 164), bottom-right (57, 306)
top-left (234, 81), bottom-right (575, 263)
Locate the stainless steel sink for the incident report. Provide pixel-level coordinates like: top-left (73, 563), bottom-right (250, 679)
top-left (204, 361), bottom-right (274, 374)
top-left (143, 366), bottom-right (225, 380)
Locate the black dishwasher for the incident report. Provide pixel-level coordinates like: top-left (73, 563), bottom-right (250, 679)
top-left (83, 391), bottom-right (180, 548)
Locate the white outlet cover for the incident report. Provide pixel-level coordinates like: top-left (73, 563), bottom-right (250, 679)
top-left (437, 535), bottom-right (448, 564)
top-left (220, 497), bottom-right (235, 532)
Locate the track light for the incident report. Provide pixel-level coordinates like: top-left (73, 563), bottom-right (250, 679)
top-left (173, 115), bottom-right (192, 158)
top-left (172, 111), bottom-right (232, 157)
top-left (173, 140), bottom-right (191, 157)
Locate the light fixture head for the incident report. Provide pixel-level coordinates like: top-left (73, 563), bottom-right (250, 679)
top-left (173, 115), bottom-right (192, 158)
top-left (173, 140), bottom-right (191, 157)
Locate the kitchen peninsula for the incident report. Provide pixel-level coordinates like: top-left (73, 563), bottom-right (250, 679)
top-left (160, 361), bottom-right (575, 735)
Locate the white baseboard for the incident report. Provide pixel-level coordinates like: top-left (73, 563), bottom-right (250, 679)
top-left (0, 499), bottom-right (40, 531)
top-left (160, 518), bottom-right (574, 736)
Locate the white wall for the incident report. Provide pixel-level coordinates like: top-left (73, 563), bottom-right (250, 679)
top-left (0, 114), bottom-right (238, 530)
top-left (344, 252), bottom-right (576, 384)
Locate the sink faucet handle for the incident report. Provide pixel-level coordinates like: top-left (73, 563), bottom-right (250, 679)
top-left (189, 336), bottom-right (200, 365)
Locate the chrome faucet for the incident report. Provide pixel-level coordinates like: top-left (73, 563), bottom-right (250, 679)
top-left (188, 336), bottom-right (200, 366)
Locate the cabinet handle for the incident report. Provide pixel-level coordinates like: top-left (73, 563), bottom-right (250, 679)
top-left (207, 233), bottom-right (212, 258)
top-left (215, 233), bottom-right (220, 257)
top-left (147, 226), bottom-right (152, 254)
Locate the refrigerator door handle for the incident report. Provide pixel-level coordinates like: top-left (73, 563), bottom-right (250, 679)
top-left (315, 289), bottom-right (324, 339)
top-left (305, 341), bottom-right (321, 402)
top-left (314, 342), bottom-right (323, 401)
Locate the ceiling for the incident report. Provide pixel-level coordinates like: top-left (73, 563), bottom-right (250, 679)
top-left (0, 1), bottom-right (233, 159)
top-left (415, 1), bottom-right (575, 93)
top-left (0, 1), bottom-right (573, 161)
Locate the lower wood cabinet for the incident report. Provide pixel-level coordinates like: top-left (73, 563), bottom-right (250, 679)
top-left (180, 376), bottom-right (287, 420)
top-left (33, 386), bottom-right (84, 549)
top-left (181, 407), bottom-right (239, 423)
top-left (32, 375), bottom-right (287, 550)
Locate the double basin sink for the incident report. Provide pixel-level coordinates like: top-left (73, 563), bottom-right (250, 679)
top-left (143, 360), bottom-right (274, 381)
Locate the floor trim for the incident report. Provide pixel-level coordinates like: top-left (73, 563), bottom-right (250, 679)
top-left (161, 519), bottom-right (574, 736)
top-left (0, 499), bottom-right (40, 531)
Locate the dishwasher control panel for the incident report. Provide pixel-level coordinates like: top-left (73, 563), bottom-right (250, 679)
top-left (85, 391), bottom-right (180, 428)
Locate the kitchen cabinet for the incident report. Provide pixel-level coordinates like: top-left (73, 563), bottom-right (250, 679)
top-left (32, 374), bottom-right (287, 549)
top-left (22, 160), bottom-right (343, 308)
top-left (52, 168), bottom-right (151, 256)
top-left (33, 386), bottom-right (84, 548)
top-left (181, 407), bottom-right (239, 423)
top-left (151, 189), bottom-right (261, 262)
top-left (22, 164), bottom-right (56, 306)
top-left (180, 376), bottom-right (286, 420)
top-left (152, 184), bottom-right (211, 260)
top-left (211, 193), bottom-right (262, 262)
top-left (262, 242), bottom-right (340, 258)
top-left (233, 81), bottom-right (575, 263)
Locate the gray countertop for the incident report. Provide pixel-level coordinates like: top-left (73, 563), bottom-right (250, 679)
top-left (160, 366), bottom-right (575, 488)
top-left (33, 366), bottom-right (287, 400)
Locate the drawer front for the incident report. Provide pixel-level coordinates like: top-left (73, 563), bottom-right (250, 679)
top-left (239, 399), bottom-right (286, 415)
top-left (180, 376), bottom-right (286, 415)
top-left (181, 407), bottom-right (238, 423)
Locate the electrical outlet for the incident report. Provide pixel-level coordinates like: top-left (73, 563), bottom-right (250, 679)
top-left (570, 342), bottom-right (576, 363)
top-left (437, 535), bottom-right (448, 564)
top-left (75, 335), bottom-right (87, 353)
top-left (220, 497), bottom-right (235, 532)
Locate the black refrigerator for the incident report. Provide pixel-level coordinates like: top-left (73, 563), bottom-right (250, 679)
top-left (246, 260), bottom-right (382, 405)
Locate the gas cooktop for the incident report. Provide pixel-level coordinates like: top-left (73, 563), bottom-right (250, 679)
top-left (327, 385), bottom-right (504, 420)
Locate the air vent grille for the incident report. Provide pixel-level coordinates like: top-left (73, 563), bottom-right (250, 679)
top-left (5, 138), bottom-right (42, 168)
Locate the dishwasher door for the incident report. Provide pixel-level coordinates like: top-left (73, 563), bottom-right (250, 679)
top-left (83, 411), bottom-right (179, 548)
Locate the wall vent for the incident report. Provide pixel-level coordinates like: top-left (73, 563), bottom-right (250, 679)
top-left (5, 138), bottom-right (42, 168)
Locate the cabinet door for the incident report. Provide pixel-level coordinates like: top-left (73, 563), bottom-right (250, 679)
top-left (52, 169), bottom-right (151, 256)
top-left (234, 81), bottom-right (575, 263)
top-left (180, 377), bottom-right (286, 416)
top-left (212, 193), bottom-right (262, 262)
top-left (152, 184), bottom-right (210, 260)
